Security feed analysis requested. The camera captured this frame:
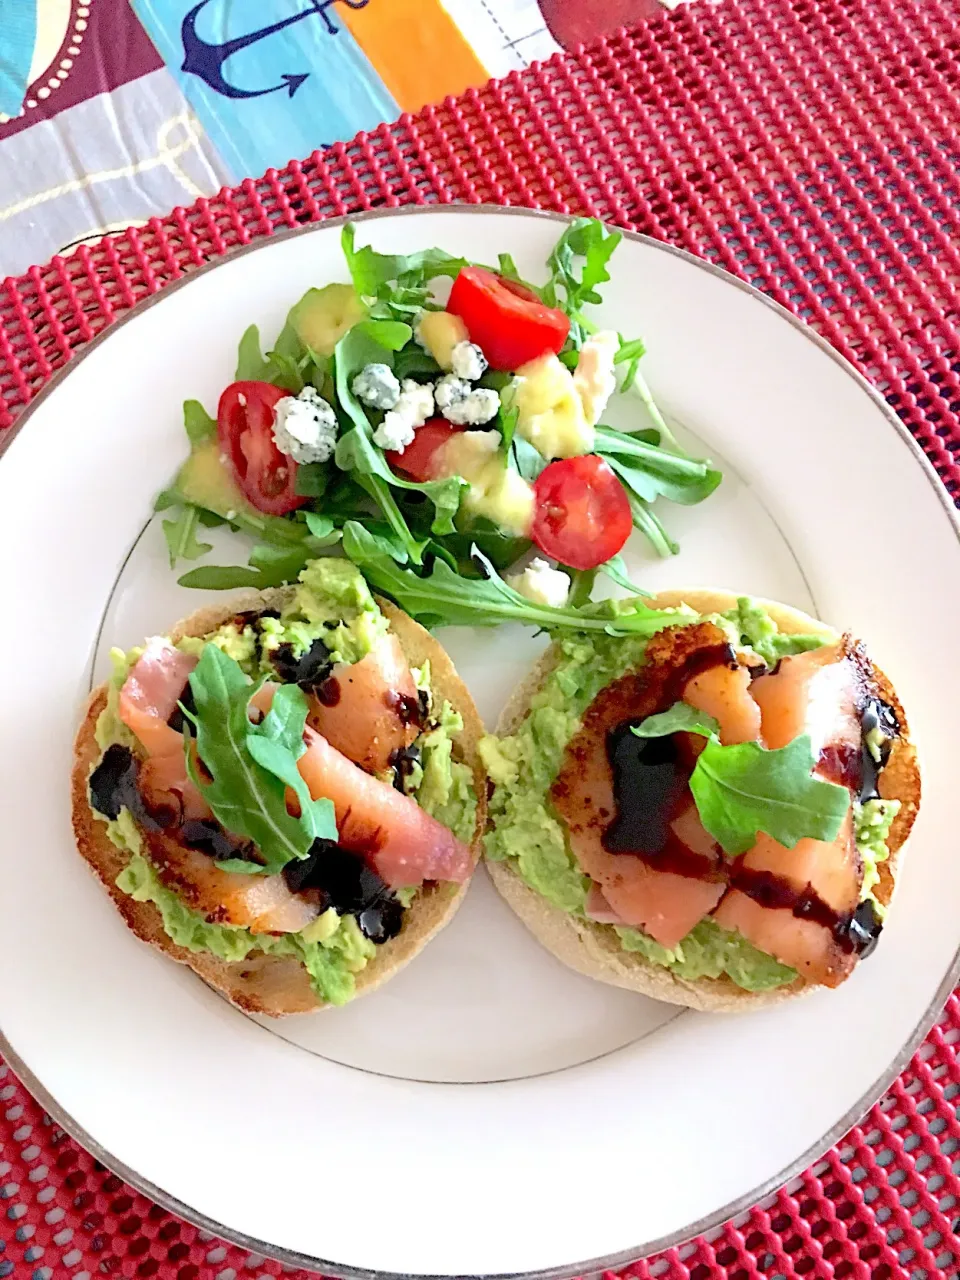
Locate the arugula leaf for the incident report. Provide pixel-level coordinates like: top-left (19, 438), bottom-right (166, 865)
top-left (625, 492), bottom-right (679, 557)
top-left (626, 365), bottom-right (686, 454)
top-left (183, 400), bottom-right (217, 446)
top-left (543, 217), bottom-right (621, 345)
top-left (567, 568), bottom-right (597, 609)
top-left (597, 553), bottom-right (649, 596)
top-left (246, 684), bottom-right (338, 846)
top-left (632, 703), bottom-right (719, 739)
top-left (605, 451), bottom-right (723, 508)
top-left (178, 518), bottom-right (340, 590)
top-left (497, 252), bottom-right (521, 281)
top-left (614, 336), bottom-right (646, 392)
top-left (235, 325), bottom-right (272, 381)
top-left (499, 404), bottom-right (519, 455)
top-left (690, 735), bottom-right (850, 856)
top-left (162, 505), bottom-right (212, 568)
top-left (234, 319), bottom-right (313, 392)
top-left (341, 521), bottom-right (686, 634)
top-left (341, 224), bottom-right (465, 300)
top-left (184, 647), bottom-right (325, 874)
top-left (511, 436), bottom-right (548, 482)
top-left (295, 462), bottom-right (330, 497)
top-left (154, 488), bottom-right (178, 512)
top-left (438, 516), bottom-right (530, 573)
top-left (634, 702), bottom-right (850, 855)
top-left (394, 347), bottom-right (441, 380)
top-left (352, 318), bottom-right (412, 351)
top-left (303, 513), bottom-right (336, 540)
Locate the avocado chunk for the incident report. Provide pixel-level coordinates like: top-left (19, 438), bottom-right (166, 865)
top-left (174, 441), bottom-right (251, 519)
top-left (291, 284), bottom-right (368, 357)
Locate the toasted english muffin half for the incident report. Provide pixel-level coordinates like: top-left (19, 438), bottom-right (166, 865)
top-left (72, 589), bottom-right (486, 1016)
top-left (487, 589), bottom-right (920, 1012)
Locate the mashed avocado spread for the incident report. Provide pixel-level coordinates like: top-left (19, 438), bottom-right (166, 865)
top-left (480, 598), bottom-right (895, 993)
top-left (93, 560), bottom-right (477, 1006)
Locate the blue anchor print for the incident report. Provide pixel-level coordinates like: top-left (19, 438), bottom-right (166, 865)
top-left (180, 0), bottom-right (370, 99)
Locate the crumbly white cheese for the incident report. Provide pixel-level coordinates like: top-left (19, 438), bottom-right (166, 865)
top-left (352, 362), bottom-right (401, 410)
top-left (450, 340), bottom-right (488, 382)
top-left (373, 378), bottom-right (435, 451)
top-left (572, 330), bottom-right (620, 426)
top-left (272, 386), bottom-right (338, 464)
top-left (506, 557), bottom-right (571, 608)
top-left (435, 374), bottom-right (499, 426)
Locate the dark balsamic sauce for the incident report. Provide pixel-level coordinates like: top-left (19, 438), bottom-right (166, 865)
top-left (270, 635), bottom-right (334, 692)
top-left (88, 745), bottom-right (177, 831)
top-left (600, 641), bottom-right (736, 879)
top-left (857, 697), bottom-right (900, 803)
top-left (386, 690), bottom-right (423, 728)
top-left (166, 681), bottom-right (196, 734)
top-left (389, 743), bottom-right (422, 792)
top-left (89, 744), bottom-right (139, 821)
top-left (181, 818), bottom-right (255, 863)
top-left (604, 729), bottom-right (692, 859)
top-left (730, 868), bottom-right (882, 957)
top-left (283, 839), bottom-right (404, 943)
top-left (314, 677), bottom-right (341, 707)
top-left (596, 638), bottom-right (899, 963)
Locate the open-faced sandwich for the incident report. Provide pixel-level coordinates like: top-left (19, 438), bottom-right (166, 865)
top-left (72, 561), bottom-right (484, 1015)
top-left (482, 590), bottom-right (920, 1010)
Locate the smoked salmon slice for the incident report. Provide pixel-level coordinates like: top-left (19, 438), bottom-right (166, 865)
top-left (119, 639), bottom-right (197, 759)
top-left (713, 814), bottom-right (860, 986)
top-left (684, 662), bottom-right (761, 745)
top-left (143, 827), bottom-right (319, 935)
top-left (138, 752), bottom-right (211, 823)
top-left (306, 633), bottom-right (419, 774)
top-left (297, 727), bottom-right (474, 887)
top-left (551, 624), bottom-right (731, 949)
top-left (711, 641), bottom-right (867, 984)
top-left (751, 640), bottom-right (863, 762)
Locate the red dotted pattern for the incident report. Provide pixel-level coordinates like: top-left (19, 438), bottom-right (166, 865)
top-left (1, 0), bottom-right (960, 1274)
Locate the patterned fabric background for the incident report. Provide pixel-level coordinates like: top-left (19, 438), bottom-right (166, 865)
top-left (0, 0), bottom-right (663, 277)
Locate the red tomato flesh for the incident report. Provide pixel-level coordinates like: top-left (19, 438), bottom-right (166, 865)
top-left (385, 419), bottom-right (462, 482)
top-left (447, 267), bottom-right (570, 371)
top-left (532, 455), bottom-right (632, 570)
top-left (217, 380), bottom-right (306, 516)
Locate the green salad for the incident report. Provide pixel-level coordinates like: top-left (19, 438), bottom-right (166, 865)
top-left (157, 217), bottom-right (721, 627)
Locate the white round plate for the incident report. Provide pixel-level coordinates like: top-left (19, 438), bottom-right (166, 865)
top-left (0, 207), bottom-right (957, 1278)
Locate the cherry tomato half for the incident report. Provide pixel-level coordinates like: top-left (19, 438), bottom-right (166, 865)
top-left (447, 267), bottom-right (570, 371)
top-left (385, 419), bottom-right (462, 481)
top-left (217, 380), bottom-right (306, 516)
top-left (532, 455), bottom-right (632, 570)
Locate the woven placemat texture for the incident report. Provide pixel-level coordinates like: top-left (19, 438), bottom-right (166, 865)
top-left (1, 0), bottom-right (959, 1275)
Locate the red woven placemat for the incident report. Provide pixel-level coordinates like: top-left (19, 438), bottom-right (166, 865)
top-left (3, 0), bottom-right (960, 1275)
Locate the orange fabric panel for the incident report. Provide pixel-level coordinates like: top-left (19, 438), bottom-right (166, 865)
top-left (338, 0), bottom-right (489, 114)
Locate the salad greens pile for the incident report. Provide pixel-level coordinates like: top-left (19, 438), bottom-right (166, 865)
top-left (160, 217), bottom-right (722, 629)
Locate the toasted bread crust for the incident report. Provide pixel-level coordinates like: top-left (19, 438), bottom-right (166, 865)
top-left (71, 591), bottom-right (486, 1016)
top-left (487, 589), bottom-right (920, 1012)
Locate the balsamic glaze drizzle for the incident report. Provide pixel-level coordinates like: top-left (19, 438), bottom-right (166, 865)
top-left (599, 644), bottom-right (898, 960)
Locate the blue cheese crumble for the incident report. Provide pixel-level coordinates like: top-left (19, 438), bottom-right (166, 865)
top-left (272, 386), bottom-right (338, 464)
top-left (450, 340), bottom-right (488, 382)
top-left (352, 363), bottom-right (401, 411)
top-left (373, 379), bottom-right (435, 452)
top-left (435, 374), bottom-right (499, 426)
